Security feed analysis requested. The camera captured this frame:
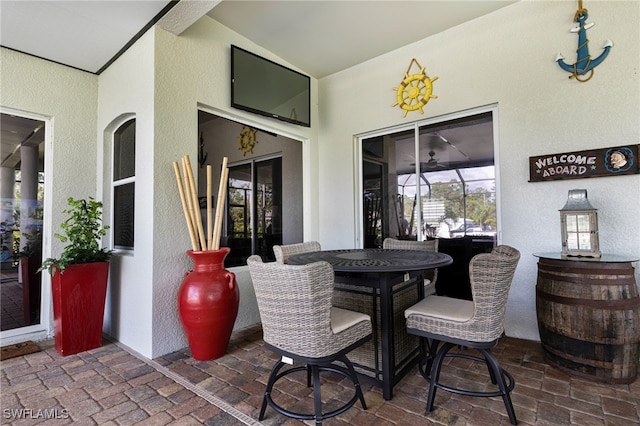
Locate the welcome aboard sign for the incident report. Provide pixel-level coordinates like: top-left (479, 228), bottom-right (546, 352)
top-left (529, 145), bottom-right (639, 182)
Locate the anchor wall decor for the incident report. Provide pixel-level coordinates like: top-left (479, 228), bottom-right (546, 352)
top-left (556, 0), bottom-right (613, 82)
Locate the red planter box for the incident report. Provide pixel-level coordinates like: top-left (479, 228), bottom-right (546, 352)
top-left (51, 262), bottom-right (109, 356)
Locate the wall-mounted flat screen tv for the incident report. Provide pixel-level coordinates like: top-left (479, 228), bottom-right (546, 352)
top-left (231, 45), bottom-right (310, 127)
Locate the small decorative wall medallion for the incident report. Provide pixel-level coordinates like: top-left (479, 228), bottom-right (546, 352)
top-left (556, 0), bottom-right (613, 82)
top-left (392, 58), bottom-right (438, 117)
top-left (238, 126), bottom-right (257, 156)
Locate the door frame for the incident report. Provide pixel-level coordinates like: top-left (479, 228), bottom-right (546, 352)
top-left (0, 106), bottom-right (53, 345)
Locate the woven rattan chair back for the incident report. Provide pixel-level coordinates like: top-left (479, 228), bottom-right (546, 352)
top-left (404, 245), bottom-right (521, 425)
top-left (383, 238), bottom-right (439, 294)
top-left (273, 241), bottom-right (321, 264)
top-left (468, 245), bottom-right (520, 341)
top-left (247, 255), bottom-right (372, 359)
top-left (406, 245), bottom-right (520, 342)
top-left (383, 237), bottom-right (438, 252)
top-left (247, 255), bottom-right (372, 425)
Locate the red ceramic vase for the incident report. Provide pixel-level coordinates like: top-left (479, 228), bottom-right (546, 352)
top-left (178, 248), bottom-right (239, 360)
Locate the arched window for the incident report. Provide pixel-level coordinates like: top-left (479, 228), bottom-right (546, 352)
top-left (112, 118), bottom-right (135, 250)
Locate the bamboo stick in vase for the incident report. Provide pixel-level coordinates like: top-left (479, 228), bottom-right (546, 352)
top-left (211, 157), bottom-right (229, 250)
top-left (184, 155), bottom-right (206, 251)
top-left (172, 161), bottom-right (198, 251)
top-left (206, 165), bottom-right (213, 251)
top-left (181, 156), bottom-right (197, 243)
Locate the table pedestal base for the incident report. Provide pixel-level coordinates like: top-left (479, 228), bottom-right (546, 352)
top-left (333, 271), bottom-right (424, 399)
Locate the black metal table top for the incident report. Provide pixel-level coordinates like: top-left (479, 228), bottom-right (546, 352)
top-left (287, 248), bottom-right (452, 272)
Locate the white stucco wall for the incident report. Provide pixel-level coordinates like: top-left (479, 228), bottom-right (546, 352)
top-left (0, 49), bottom-right (99, 238)
top-left (88, 15), bottom-right (320, 358)
top-left (0, 48), bottom-right (98, 344)
top-left (96, 30), bottom-right (157, 357)
top-left (3, 0), bottom-right (638, 355)
top-left (146, 18), bottom-right (319, 357)
top-left (317, 0), bottom-right (640, 341)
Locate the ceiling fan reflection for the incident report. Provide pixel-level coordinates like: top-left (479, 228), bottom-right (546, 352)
top-left (410, 151), bottom-right (447, 171)
top-left (425, 150), bottom-right (447, 169)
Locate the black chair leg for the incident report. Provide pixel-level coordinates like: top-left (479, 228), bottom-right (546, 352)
top-left (486, 356), bottom-right (498, 385)
top-left (340, 355), bottom-right (367, 409)
top-left (420, 339), bottom-right (439, 379)
top-left (312, 365), bottom-right (322, 426)
top-left (426, 341), bottom-right (453, 412)
top-left (260, 360), bottom-right (286, 421)
top-left (480, 348), bottom-right (517, 425)
top-left (259, 355), bottom-right (367, 425)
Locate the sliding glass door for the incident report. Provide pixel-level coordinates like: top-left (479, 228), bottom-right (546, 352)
top-left (361, 109), bottom-right (497, 246)
top-left (1, 111), bottom-right (46, 335)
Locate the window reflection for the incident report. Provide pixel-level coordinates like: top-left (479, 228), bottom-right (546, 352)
top-left (225, 158), bottom-right (283, 267)
top-left (0, 112), bottom-right (45, 331)
top-left (361, 111), bottom-right (496, 246)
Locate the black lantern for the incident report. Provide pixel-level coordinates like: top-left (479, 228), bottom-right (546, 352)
top-left (559, 189), bottom-right (601, 258)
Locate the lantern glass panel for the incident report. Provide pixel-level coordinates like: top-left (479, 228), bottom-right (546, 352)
top-left (578, 232), bottom-right (591, 250)
top-left (559, 189), bottom-right (600, 258)
top-left (565, 213), bottom-right (592, 250)
top-left (577, 214), bottom-right (590, 231)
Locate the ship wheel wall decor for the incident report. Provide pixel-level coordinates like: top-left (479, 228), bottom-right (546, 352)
top-left (392, 58), bottom-right (438, 117)
top-left (238, 126), bottom-right (257, 156)
top-left (555, 0), bottom-right (613, 82)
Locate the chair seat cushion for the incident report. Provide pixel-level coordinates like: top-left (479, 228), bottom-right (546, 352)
top-left (405, 295), bottom-right (474, 322)
top-left (331, 307), bottom-right (370, 334)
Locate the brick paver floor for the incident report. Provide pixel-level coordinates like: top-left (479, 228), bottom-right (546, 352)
top-left (2, 325), bottom-right (639, 425)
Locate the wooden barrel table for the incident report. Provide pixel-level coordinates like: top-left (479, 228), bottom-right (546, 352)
top-left (534, 253), bottom-right (640, 384)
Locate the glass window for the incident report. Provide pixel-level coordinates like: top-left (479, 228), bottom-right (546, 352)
top-left (361, 111), bottom-right (496, 246)
top-left (565, 213), bottom-right (592, 250)
top-left (112, 119), bottom-right (135, 249)
top-left (113, 183), bottom-right (134, 249)
top-left (197, 111), bottom-right (302, 266)
top-left (225, 157), bottom-right (283, 267)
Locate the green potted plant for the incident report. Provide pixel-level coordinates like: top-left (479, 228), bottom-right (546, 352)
top-left (40, 197), bottom-right (112, 356)
top-left (19, 229), bottom-right (43, 325)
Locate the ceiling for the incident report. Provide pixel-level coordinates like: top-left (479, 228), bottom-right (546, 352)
top-left (1, 0), bottom-right (515, 171)
top-left (0, 0), bottom-right (518, 78)
top-left (0, 1), bottom-right (179, 74)
top-left (207, 1), bottom-right (518, 79)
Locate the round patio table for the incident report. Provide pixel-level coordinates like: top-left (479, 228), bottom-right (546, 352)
top-left (287, 248), bottom-right (452, 272)
top-left (288, 248), bottom-right (452, 400)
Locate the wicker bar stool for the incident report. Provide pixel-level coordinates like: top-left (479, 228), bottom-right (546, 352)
top-left (404, 245), bottom-right (520, 425)
top-left (383, 238), bottom-right (439, 295)
top-left (247, 255), bottom-right (372, 425)
top-left (273, 241), bottom-right (321, 264)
